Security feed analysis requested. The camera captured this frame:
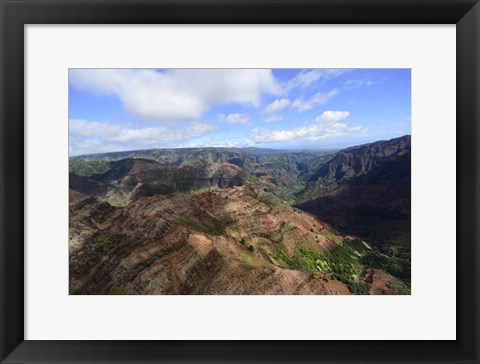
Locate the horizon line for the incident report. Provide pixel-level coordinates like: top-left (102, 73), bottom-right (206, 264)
top-left (69, 134), bottom-right (411, 158)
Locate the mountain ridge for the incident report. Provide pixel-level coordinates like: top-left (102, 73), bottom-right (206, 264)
top-left (69, 135), bottom-right (411, 295)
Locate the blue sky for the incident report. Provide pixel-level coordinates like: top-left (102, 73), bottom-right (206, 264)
top-left (69, 69), bottom-right (410, 156)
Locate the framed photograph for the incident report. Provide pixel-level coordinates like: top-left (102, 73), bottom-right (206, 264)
top-left (67, 67), bottom-right (412, 296)
top-left (1, 0), bottom-right (478, 363)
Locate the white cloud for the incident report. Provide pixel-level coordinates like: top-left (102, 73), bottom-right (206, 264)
top-left (264, 98), bottom-right (290, 113)
top-left (263, 114), bottom-right (284, 123)
top-left (344, 79), bottom-right (379, 89)
top-left (251, 109), bottom-right (362, 144)
top-left (315, 111), bottom-right (350, 123)
top-left (252, 122), bottom-right (364, 144)
top-left (184, 137), bottom-right (255, 148)
top-left (285, 69), bottom-right (350, 91)
top-left (69, 119), bottom-right (216, 156)
top-left (219, 113), bottom-right (251, 125)
top-left (292, 89), bottom-right (339, 112)
top-left (69, 119), bottom-right (122, 138)
top-left (69, 69), bottom-right (281, 124)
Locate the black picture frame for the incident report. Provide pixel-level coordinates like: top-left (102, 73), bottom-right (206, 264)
top-left (1, 0), bottom-right (479, 363)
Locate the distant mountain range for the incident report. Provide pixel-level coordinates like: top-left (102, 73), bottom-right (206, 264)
top-left (71, 146), bottom-right (339, 160)
top-left (69, 135), bottom-right (411, 295)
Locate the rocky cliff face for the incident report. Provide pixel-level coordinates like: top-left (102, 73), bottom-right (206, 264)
top-left (297, 136), bottom-right (411, 253)
top-left (70, 159), bottom-right (249, 206)
top-left (302, 135), bottom-right (410, 192)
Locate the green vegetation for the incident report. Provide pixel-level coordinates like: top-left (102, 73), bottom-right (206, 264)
top-left (174, 215), bottom-right (230, 236)
top-left (69, 159), bottom-right (111, 177)
top-left (104, 283), bottom-right (126, 295)
top-left (385, 280), bottom-right (411, 295)
top-left (237, 251), bottom-right (273, 271)
top-left (329, 219), bottom-right (410, 255)
top-left (268, 238), bottom-right (410, 294)
top-left (291, 243), bottom-right (362, 281)
top-left (384, 240), bottom-right (411, 260)
top-left (331, 273), bottom-right (370, 295)
top-left (268, 243), bottom-right (295, 269)
top-left (104, 189), bottom-right (131, 207)
top-left (188, 187), bottom-right (210, 195)
top-left (361, 250), bottom-right (411, 282)
top-left (269, 241), bottom-right (367, 294)
top-left (256, 194), bottom-right (281, 209)
top-left (295, 185), bottom-right (328, 204)
top-left (93, 234), bottom-right (114, 253)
